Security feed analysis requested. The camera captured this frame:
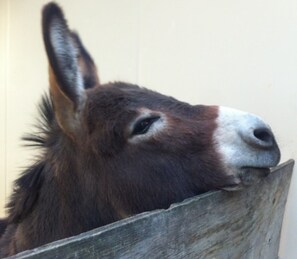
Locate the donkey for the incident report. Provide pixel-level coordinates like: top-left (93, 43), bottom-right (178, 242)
top-left (0, 2), bottom-right (280, 257)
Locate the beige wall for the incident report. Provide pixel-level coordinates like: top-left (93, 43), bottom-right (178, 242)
top-left (0, 0), bottom-right (7, 219)
top-left (0, 0), bottom-right (296, 258)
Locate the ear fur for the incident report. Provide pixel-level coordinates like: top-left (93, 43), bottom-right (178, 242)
top-left (71, 32), bottom-right (100, 89)
top-left (42, 3), bottom-right (99, 136)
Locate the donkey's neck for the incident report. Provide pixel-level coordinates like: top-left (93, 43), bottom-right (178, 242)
top-left (9, 138), bottom-right (118, 249)
top-left (43, 140), bottom-right (119, 231)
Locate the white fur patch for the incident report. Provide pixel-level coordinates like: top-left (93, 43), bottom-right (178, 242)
top-left (214, 107), bottom-right (276, 170)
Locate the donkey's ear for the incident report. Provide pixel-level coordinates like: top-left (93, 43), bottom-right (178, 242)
top-left (42, 3), bottom-right (98, 136)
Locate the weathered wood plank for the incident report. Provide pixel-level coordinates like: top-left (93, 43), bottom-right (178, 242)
top-left (9, 160), bottom-right (294, 259)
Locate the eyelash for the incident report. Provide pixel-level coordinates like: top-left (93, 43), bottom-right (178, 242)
top-left (132, 116), bottom-right (160, 136)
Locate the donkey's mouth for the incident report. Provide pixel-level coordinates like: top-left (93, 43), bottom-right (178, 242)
top-left (239, 166), bottom-right (271, 185)
top-left (222, 167), bottom-right (271, 191)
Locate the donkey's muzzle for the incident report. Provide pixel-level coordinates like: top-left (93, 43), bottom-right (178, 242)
top-left (214, 106), bottom-right (281, 170)
top-left (238, 118), bottom-right (281, 168)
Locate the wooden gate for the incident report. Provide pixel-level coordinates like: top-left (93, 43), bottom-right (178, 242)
top-left (9, 160), bottom-right (294, 259)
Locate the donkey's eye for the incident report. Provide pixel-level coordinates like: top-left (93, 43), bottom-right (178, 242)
top-left (132, 116), bottom-right (160, 135)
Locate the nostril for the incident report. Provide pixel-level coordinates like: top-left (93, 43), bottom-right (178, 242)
top-left (253, 128), bottom-right (273, 143)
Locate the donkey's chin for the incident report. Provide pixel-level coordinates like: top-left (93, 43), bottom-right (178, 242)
top-left (222, 167), bottom-right (271, 191)
top-left (220, 143), bottom-right (281, 191)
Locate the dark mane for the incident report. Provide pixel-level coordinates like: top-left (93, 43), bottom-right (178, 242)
top-left (6, 162), bottom-right (45, 224)
top-left (22, 94), bottom-right (57, 148)
top-left (6, 95), bottom-right (54, 224)
top-left (0, 220), bottom-right (7, 238)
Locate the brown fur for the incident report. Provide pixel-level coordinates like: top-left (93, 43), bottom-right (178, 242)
top-left (0, 3), bottom-right (238, 257)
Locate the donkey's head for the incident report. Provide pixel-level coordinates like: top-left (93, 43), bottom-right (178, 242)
top-left (42, 3), bottom-right (280, 213)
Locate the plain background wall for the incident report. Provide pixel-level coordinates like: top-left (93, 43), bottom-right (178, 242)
top-left (0, 0), bottom-right (296, 257)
